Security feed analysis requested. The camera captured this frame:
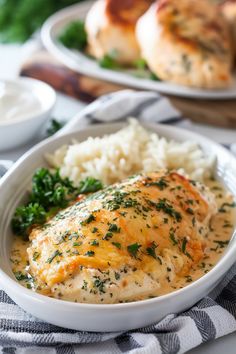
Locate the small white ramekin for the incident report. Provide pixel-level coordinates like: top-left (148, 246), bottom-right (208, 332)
top-left (0, 77), bottom-right (56, 151)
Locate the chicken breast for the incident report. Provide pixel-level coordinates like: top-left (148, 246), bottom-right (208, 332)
top-left (85, 0), bottom-right (153, 65)
top-left (222, 0), bottom-right (236, 59)
top-left (28, 171), bottom-right (216, 303)
top-left (136, 0), bottom-right (233, 89)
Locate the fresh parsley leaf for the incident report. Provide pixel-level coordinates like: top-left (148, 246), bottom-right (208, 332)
top-left (112, 242), bottom-right (121, 249)
top-left (127, 243), bottom-right (141, 259)
top-left (47, 119), bottom-right (64, 136)
top-left (14, 271), bottom-right (29, 281)
top-left (146, 242), bottom-right (157, 258)
top-left (99, 54), bottom-right (120, 69)
top-left (85, 250), bottom-right (95, 257)
top-left (12, 203), bottom-right (46, 238)
top-left (134, 58), bottom-right (147, 70)
top-left (30, 168), bottom-right (77, 209)
top-left (58, 20), bottom-right (87, 50)
top-left (46, 250), bottom-right (62, 264)
top-left (78, 177), bottom-right (103, 194)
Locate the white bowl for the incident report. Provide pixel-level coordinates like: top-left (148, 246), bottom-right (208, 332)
top-left (0, 123), bottom-right (236, 332)
top-left (0, 78), bottom-right (56, 151)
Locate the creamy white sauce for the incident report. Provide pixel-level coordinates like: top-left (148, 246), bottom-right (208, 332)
top-left (0, 81), bottom-right (43, 123)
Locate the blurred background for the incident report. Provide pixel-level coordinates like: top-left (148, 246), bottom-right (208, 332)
top-left (0, 0), bottom-right (224, 44)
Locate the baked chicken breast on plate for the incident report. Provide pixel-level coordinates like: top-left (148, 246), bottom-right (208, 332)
top-left (136, 0), bottom-right (233, 88)
top-left (28, 171), bottom-right (216, 304)
top-left (85, 0), bottom-right (153, 65)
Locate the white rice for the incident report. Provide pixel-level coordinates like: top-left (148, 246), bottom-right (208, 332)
top-left (46, 119), bottom-right (216, 186)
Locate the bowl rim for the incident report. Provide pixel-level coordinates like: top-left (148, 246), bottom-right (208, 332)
top-left (1, 121), bottom-right (236, 311)
top-left (0, 77), bottom-right (56, 126)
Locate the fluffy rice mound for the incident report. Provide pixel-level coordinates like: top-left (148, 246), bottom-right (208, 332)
top-left (46, 119), bottom-right (215, 186)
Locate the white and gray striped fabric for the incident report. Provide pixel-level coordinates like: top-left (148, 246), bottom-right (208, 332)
top-left (1, 90), bottom-right (236, 354)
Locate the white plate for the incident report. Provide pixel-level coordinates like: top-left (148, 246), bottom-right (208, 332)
top-left (0, 122), bottom-right (236, 332)
top-left (41, 1), bottom-right (236, 100)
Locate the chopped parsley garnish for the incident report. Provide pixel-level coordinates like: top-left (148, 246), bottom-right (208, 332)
top-left (12, 203), bottom-right (46, 239)
top-left (104, 191), bottom-right (138, 211)
top-left (11, 167), bottom-right (103, 239)
top-left (58, 20), bottom-right (87, 51)
top-left (146, 241), bottom-right (157, 258)
top-left (181, 237), bottom-right (193, 260)
top-left (33, 251), bottom-right (40, 261)
top-left (218, 202), bottom-right (236, 213)
top-left (82, 280), bottom-right (88, 291)
top-left (73, 241), bottom-right (82, 247)
top-left (213, 240), bottom-right (229, 248)
top-left (99, 54), bottom-right (120, 69)
top-left (85, 250), bottom-right (95, 257)
top-left (14, 271), bottom-right (29, 281)
top-left (78, 177), bottom-right (103, 194)
top-left (112, 242), bottom-right (121, 249)
top-left (146, 241), bottom-right (162, 264)
top-left (169, 231), bottom-right (178, 245)
top-left (127, 243), bottom-right (141, 259)
top-left (185, 275), bottom-right (193, 283)
top-left (134, 58), bottom-right (147, 69)
top-left (90, 240), bottom-right (99, 246)
top-left (68, 232), bottom-right (79, 240)
top-left (81, 214), bottom-right (96, 226)
top-left (155, 199), bottom-right (182, 222)
top-left (108, 224), bottom-right (121, 233)
top-left (93, 276), bottom-right (107, 294)
top-left (103, 232), bottom-right (113, 240)
top-left (46, 250), bottom-right (62, 264)
top-left (186, 207), bottom-right (194, 215)
top-left (145, 178), bottom-right (168, 190)
top-left (115, 272), bottom-right (120, 280)
top-left (92, 227), bottom-right (98, 233)
top-left (46, 119), bottom-right (64, 136)
top-left (30, 168), bottom-right (77, 209)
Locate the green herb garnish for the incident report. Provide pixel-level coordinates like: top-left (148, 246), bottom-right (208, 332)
top-left (218, 202), bottom-right (236, 213)
top-left (78, 177), bottom-right (103, 194)
top-left (11, 203), bottom-right (46, 239)
top-left (33, 251), bottom-right (40, 261)
top-left (145, 178), bottom-right (168, 190)
top-left (46, 250), bottom-right (62, 264)
top-left (99, 54), bottom-right (120, 69)
top-left (213, 240), bottom-right (229, 248)
top-left (155, 199), bottom-right (182, 222)
top-left (85, 250), bottom-right (95, 257)
top-left (146, 241), bottom-right (162, 264)
top-left (108, 224), bottom-right (120, 233)
top-left (134, 58), bottom-right (147, 70)
top-left (169, 231), bottom-right (178, 245)
top-left (47, 119), bottom-right (64, 136)
top-left (90, 240), bottom-right (99, 246)
top-left (11, 167), bottom-right (103, 239)
top-left (81, 214), bottom-right (96, 226)
top-left (127, 243), bottom-right (141, 259)
top-left (14, 271), bottom-right (29, 281)
top-left (112, 242), bottom-right (121, 249)
top-left (181, 237), bottom-right (193, 260)
top-left (58, 20), bottom-right (87, 50)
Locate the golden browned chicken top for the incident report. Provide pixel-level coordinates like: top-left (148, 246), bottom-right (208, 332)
top-left (27, 171), bottom-right (216, 303)
top-left (156, 0), bottom-right (231, 57)
top-left (106, 0), bottom-right (153, 27)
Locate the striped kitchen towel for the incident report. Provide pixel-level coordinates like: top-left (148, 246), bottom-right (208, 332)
top-left (1, 90), bottom-right (236, 354)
